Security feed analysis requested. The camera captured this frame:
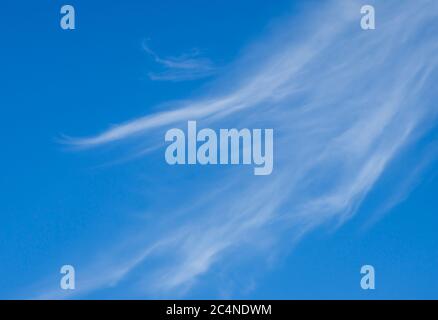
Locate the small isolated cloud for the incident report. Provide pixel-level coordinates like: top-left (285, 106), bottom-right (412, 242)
top-left (143, 43), bottom-right (217, 82)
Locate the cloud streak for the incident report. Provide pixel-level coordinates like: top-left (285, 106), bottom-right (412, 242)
top-left (143, 43), bottom-right (217, 82)
top-left (50, 0), bottom-right (438, 298)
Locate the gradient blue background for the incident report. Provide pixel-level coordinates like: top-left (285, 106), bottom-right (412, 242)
top-left (1, 0), bottom-right (437, 299)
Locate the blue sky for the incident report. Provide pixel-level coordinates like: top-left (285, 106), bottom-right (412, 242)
top-left (1, 0), bottom-right (438, 299)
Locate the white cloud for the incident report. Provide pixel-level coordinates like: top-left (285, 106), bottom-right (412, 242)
top-left (49, 0), bottom-right (438, 298)
top-left (143, 43), bottom-right (217, 82)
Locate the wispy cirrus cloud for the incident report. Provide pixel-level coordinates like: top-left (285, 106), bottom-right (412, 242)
top-left (143, 43), bottom-right (217, 82)
top-left (46, 0), bottom-right (438, 298)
